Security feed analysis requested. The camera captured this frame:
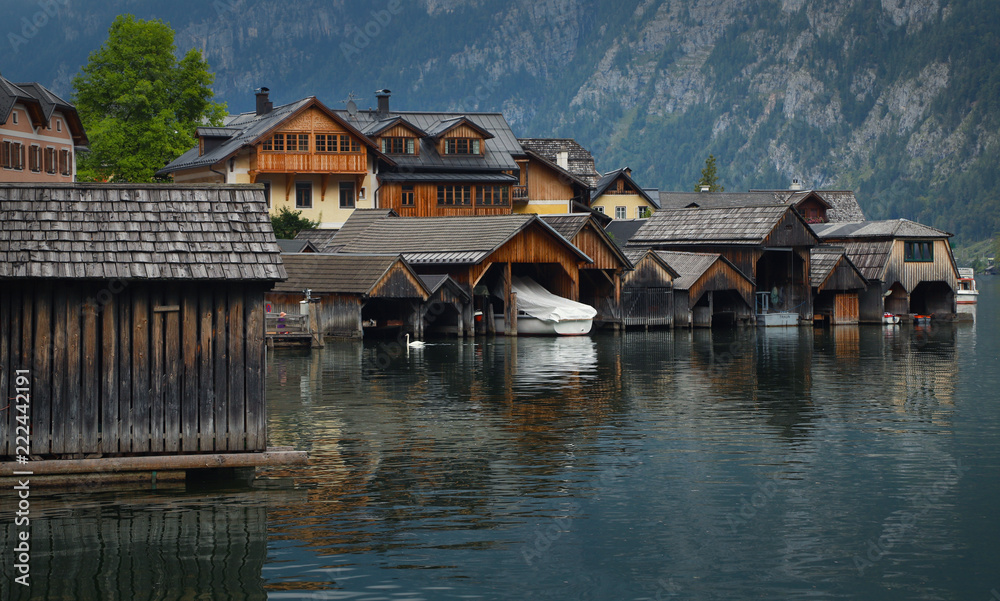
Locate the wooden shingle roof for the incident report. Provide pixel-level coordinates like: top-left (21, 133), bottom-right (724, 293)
top-left (810, 246), bottom-right (867, 290)
top-left (630, 205), bottom-right (816, 247)
top-left (652, 251), bottom-right (750, 291)
top-left (0, 184), bottom-right (285, 281)
top-left (517, 138), bottom-right (601, 187)
top-left (834, 240), bottom-right (894, 281)
top-left (811, 219), bottom-right (952, 239)
top-left (273, 253), bottom-right (426, 297)
top-left (338, 214), bottom-right (592, 265)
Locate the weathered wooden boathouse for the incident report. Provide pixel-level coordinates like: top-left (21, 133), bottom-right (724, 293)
top-left (812, 219), bottom-right (959, 321)
top-left (654, 251), bottom-right (754, 328)
top-left (627, 205), bottom-right (819, 322)
top-left (541, 213), bottom-right (633, 326)
top-left (620, 249), bottom-right (677, 328)
top-left (332, 211), bottom-right (593, 335)
top-left (0, 183), bottom-right (305, 479)
top-left (810, 246), bottom-right (868, 325)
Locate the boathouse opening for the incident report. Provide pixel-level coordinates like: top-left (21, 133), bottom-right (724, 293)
top-left (909, 281), bottom-right (955, 315)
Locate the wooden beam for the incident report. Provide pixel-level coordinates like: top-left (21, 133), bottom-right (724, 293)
top-left (0, 449), bottom-right (309, 476)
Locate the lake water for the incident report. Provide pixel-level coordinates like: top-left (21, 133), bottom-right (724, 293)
top-left (3, 279), bottom-right (999, 600)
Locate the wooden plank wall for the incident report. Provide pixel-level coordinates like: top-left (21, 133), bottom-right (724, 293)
top-left (266, 292), bottom-right (363, 338)
top-left (379, 182), bottom-right (512, 217)
top-left (0, 281), bottom-right (268, 458)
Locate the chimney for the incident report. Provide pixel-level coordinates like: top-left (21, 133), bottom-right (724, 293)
top-left (700, 185), bottom-right (711, 192)
top-left (376, 89), bottom-right (391, 118)
top-left (790, 178), bottom-right (803, 191)
top-left (255, 87), bottom-right (273, 116)
top-left (556, 151), bottom-right (569, 170)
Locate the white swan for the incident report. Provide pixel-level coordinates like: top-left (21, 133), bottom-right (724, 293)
top-left (405, 333), bottom-right (426, 348)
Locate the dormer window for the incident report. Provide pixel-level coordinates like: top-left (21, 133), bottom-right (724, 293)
top-left (444, 138), bottom-right (481, 155)
top-left (381, 137), bottom-right (415, 155)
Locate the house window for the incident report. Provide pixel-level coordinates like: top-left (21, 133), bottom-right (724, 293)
top-left (904, 240), bottom-right (934, 262)
top-left (638, 206), bottom-right (652, 218)
top-left (444, 138), bottom-right (480, 155)
top-left (59, 149), bottom-right (71, 175)
top-left (260, 181), bottom-right (271, 208)
top-left (437, 185), bottom-right (472, 206)
top-left (1, 142), bottom-right (9, 169)
top-left (28, 145), bottom-right (41, 172)
top-left (338, 134), bottom-right (360, 153)
top-left (12, 111), bottom-right (17, 125)
top-left (615, 206), bottom-right (627, 219)
top-left (381, 137), bottom-right (415, 154)
top-left (262, 133), bottom-right (284, 151)
top-left (56, 120), bottom-right (62, 132)
top-left (401, 185), bottom-right (414, 206)
top-left (289, 134), bottom-right (309, 151)
top-left (339, 181), bottom-right (355, 208)
top-left (295, 182), bottom-right (312, 209)
top-left (44, 147), bottom-right (56, 174)
top-left (477, 185), bottom-right (509, 206)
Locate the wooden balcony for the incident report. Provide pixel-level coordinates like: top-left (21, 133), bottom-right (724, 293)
top-left (256, 151), bottom-right (367, 174)
top-left (512, 185), bottom-right (528, 203)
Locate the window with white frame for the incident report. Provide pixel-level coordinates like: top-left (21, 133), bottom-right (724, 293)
top-left (615, 206), bottom-right (627, 219)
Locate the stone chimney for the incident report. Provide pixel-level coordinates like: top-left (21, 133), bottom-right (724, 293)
top-left (376, 89), bottom-right (391, 118)
top-left (255, 87), bottom-right (273, 116)
top-left (700, 185), bottom-right (710, 192)
top-left (790, 178), bottom-right (803, 191)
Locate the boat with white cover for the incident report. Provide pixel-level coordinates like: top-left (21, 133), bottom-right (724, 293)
top-left (494, 276), bottom-right (597, 335)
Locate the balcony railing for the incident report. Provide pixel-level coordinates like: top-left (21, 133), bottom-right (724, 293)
top-left (512, 185), bottom-right (528, 203)
top-left (256, 152), bottom-right (367, 174)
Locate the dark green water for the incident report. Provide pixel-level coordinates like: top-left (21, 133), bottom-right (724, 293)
top-left (3, 279), bottom-right (999, 600)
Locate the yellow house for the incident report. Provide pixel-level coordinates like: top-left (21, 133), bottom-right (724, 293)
top-left (157, 89), bottom-right (388, 229)
top-left (590, 168), bottom-right (659, 220)
top-left (514, 138), bottom-right (600, 217)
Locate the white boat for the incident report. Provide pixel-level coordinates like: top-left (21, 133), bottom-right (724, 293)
top-left (957, 267), bottom-right (979, 312)
top-left (754, 291), bottom-right (800, 327)
top-left (493, 276), bottom-right (596, 336)
top-left (883, 312), bottom-right (900, 325)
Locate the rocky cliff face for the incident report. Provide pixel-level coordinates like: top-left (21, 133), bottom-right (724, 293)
top-left (12, 0), bottom-right (1000, 241)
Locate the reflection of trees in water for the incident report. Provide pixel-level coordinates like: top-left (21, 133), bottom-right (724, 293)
top-left (0, 495), bottom-right (268, 601)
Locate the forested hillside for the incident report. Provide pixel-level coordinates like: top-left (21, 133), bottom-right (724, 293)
top-left (5, 0), bottom-right (998, 242)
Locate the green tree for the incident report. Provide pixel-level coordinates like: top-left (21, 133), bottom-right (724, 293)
top-left (271, 206), bottom-right (320, 240)
top-left (72, 14), bottom-right (226, 182)
top-left (695, 154), bottom-right (724, 192)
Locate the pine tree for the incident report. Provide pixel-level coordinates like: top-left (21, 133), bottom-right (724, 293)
top-left (695, 155), bottom-right (724, 192)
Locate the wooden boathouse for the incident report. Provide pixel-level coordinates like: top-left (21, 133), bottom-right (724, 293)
top-left (812, 219), bottom-right (959, 321)
top-left (627, 205), bottom-right (819, 322)
top-left (333, 212), bottom-right (593, 336)
top-left (0, 183), bottom-right (305, 480)
top-left (620, 250), bottom-right (678, 328)
top-left (810, 246), bottom-right (868, 325)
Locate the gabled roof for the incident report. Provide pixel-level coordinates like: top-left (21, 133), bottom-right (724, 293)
top-left (294, 228), bottom-right (340, 251)
top-left (629, 205), bottom-right (818, 247)
top-left (0, 184), bottom-right (285, 281)
top-left (419, 273), bottom-right (472, 301)
top-left (811, 219), bottom-right (953, 239)
top-left (424, 116), bottom-right (494, 140)
top-left (337, 213), bottom-right (592, 265)
top-left (541, 213), bottom-right (633, 269)
top-left (157, 97), bottom-right (389, 176)
top-left (517, 138), bottom-right (601, 187)
top-left (651, 251), bottom-right (751, 291)
top-left (362, 116), bottom-right (429, 138)
top-left (622, 248), bottom-right (681, 279)
top-left (748, 189), bottom-right (867, 222)
top-left (592, 168), bottom-right (659, 208)
top-left (810, 245), bottom-right (867, 290)
top-left (276, 239), bottom-right (319, 253)
top-left (335, 109), bottom-right (521, 172)
top-left (836, 240), bottom-right (894, 280)
top-left (325, 208), bottom-right (399, 252)
top-left (521, 149), bottom-right (591, 188)
top-left (604, 218), bottom-right (649, 248)
top-left (659, 191), bottom-right (788, 210)
top-left (0, 74), bottom-right (89, 145)
top-left (273, 253), bottom-right (428, 298)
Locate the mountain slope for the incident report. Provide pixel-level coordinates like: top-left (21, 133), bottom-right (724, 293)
top-left (4, 0), bottom-right (998, 242)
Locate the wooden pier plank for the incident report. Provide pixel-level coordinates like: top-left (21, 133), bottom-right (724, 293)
top-left (101, 295), bottom-right (119, 454)
top-left (149, 288), bottom-right (165, 454)
top-left (132, 289), bottom-right (150, 453)
top-left (118, 291), bottom-right (133, 453)
top-left (163, 289), bottom-right (182, 453)
top-left (181, 289), bottom-right (199, 452)
top-left (244, 289), bottom-right (265, 451)
top-left (65, 286), bottom-right (83, 455)
top-left (228, 286), bottom-right (246, 451)
top-left (81, 287), bottom-right (100, 453)
top-left (213, 287), bottom-right (229, 450)
top-left (32, 286), bottom-right (51, 455)
top-left (199, 287), bottom-right (214, 451)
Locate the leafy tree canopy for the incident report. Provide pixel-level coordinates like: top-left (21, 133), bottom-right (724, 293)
top-left (271, 206), bottom-right (320, 240)
top-left (695, 154), bottom-right (724, 192)
top-left (72, 14), bottom-right (226, 182)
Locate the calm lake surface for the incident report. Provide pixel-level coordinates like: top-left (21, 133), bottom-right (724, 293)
top-left (4, 279), bottom-right (999, 600)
